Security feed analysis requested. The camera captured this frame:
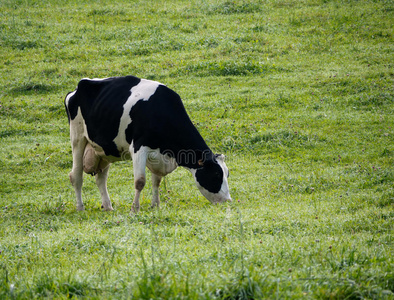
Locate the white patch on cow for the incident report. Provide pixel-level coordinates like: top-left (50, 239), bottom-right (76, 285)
top-left (113, 79), bottom-right (161, 152)
top-left (75, 108), bottom-right (106, 158)
top-left (129, 144), bottom-right (177, 176)
top-left (146, 148), bottom-right (178, 176)
top-left (191, 169), bottom-right (232, 204)
top-left (81, 77), bottom-right (110, 81)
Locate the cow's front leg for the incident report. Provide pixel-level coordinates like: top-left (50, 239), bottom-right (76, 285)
top-left (151, 173), bottom-right (162, 208)
top-left (131, 147), bottom-right (147, 214)
top-left (95, 162), bottom-right (113, 211)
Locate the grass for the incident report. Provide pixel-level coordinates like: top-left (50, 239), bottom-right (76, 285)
top-left (0, 0), bottom-right (393, 298)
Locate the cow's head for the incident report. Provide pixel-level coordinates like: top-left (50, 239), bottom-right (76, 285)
top-left (192, 154), bottom-right (231, 204)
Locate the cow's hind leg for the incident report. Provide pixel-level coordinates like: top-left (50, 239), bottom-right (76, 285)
top-left (95, 162), bottom-right (113, 211)
top-left (69, 130), bottom-right (87, 211)
top-left (151, 173), bottom-right (162, 209)
top-left (131, 147), bottom-right (147, 214)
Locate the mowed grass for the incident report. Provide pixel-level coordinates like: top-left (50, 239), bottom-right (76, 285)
top-left (0, 0), bottom-right (393, 298)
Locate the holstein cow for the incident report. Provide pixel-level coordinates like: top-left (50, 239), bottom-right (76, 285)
top-left (64, 76), bottom-right (231, 212)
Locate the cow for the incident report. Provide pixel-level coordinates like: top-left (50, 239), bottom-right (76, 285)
top-left (64, 76), bottom-right (231, 213)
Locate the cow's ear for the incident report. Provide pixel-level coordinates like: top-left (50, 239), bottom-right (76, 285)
top-left (215, 154), bottom-right (225, 162)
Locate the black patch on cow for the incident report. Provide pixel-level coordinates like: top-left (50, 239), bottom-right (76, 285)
top-left (195, 160), bottom-right (223, 193)
top-left (125, 84), bottom-right (211, 169)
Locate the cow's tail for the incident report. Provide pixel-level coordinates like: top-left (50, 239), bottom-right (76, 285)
top-left (64, 90), bottom-right (76, 124)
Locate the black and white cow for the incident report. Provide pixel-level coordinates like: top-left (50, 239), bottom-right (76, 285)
top-left (64, 76), bottom-right (231, 212)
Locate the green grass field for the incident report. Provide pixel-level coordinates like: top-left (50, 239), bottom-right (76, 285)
top-left (0, 0), bottom-right (393, 298)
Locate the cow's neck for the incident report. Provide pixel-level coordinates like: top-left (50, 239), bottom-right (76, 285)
top-left (169, 128), bottom-right (214, 169)
top-left (175, 147), bottom-right (214, 169)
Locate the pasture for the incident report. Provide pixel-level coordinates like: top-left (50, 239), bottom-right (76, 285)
top-left (0, 0), bottom-right (393, 298)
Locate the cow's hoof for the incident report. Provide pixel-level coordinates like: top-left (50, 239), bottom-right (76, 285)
top-left (76, 205), bottom-right (85, 211)
top-left (130, 207), bottom-right (139, 215)
top-left (102, 205), bottom-right (114, 211)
